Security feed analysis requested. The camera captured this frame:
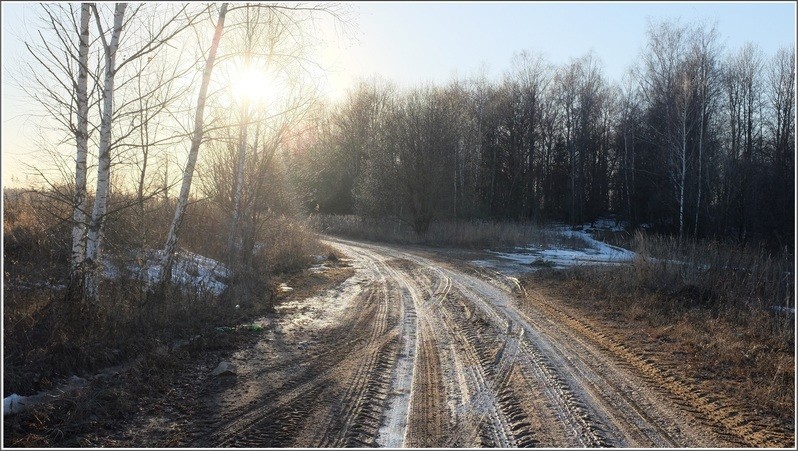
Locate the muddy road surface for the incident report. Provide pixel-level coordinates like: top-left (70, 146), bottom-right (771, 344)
top-left (124, 238), bottom-right (790, 448)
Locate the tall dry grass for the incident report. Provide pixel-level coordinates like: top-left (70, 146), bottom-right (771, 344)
top-left (527, 230), bottom-right (794, 419)
top-left (629, 231), bottom-right (794, 325)
top-left (309, 214), bottom-right (587, 249)
top-left (3, 189), bottom-right (325, 398)
top-left (563, 231), bottom-right (794, 339)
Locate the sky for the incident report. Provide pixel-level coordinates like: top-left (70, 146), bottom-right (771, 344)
top-left (319, 1), bottom-right (796, 95)
top-left (2, 1), bottom-right (796, 188)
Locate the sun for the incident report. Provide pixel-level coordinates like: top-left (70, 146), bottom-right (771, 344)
top-left (231, 61), bottom-right (280, 105)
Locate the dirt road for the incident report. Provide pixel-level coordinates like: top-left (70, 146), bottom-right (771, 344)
top-left (124, 238), bottom-right (791, 448)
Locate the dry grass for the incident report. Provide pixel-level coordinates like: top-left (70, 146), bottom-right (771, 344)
top-left (3, 188), bottom-right (335, 446)
top-left (521, 231), bottom-right (794, 422)
top-left (256, 215), bottom-right (327, 274)
top-left (309, 214), bottom-right (587, 249)
top-left (3, 253), bottom-right (354, 448)
top-left (3, 189), bottom-right (326, 397)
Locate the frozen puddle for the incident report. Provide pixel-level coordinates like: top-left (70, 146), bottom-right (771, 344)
top-left (476, 227), bottom-right (634, 274)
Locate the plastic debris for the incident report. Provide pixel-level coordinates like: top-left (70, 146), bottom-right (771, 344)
top-left (3, 394), bottom-right (28, 416)
top-left (211, 361), bottom-right (237, 377)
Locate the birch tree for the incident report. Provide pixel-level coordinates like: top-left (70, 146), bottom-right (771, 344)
top-left (84, 2), bottom-right (127, 303)
top-left (71, 4), bottom-right (92, 282)
top-left (639, 21), bottom-right (696, 236)
top-left (688, 25), bottom-right (721, 237)
top-left (160, 2), bottom-right (229, 285)
top-left (16, 3), bottom-right (101, 291)
top-left (673, 69), bottom-right (695, 238)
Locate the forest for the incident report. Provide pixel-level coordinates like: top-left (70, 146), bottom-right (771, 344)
top-left (293, 22), bottom-right (794, 247)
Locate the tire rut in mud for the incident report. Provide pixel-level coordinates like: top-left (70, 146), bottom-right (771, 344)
top-left (121, 237), bottom-right (791, 448)
top-left (184, 252), bottom-right (405, 447)
top-left (520, 289), bottom-right (793, 448)
top-left (349, 239), bottom-right (786, 448)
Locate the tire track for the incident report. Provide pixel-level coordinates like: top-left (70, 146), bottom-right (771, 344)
top-left (187, 245), bottom-right (405, 448)
top-left (520, 288), bottom-right (792, 448)
top-left (129, 236), bottom-right (784, 448)
top-left (330, 238), bottom-right (774, 448)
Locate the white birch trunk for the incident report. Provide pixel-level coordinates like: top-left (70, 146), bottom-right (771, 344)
top-left (84, 3), bottom-right (127, 303)
top-left (694, 93), bottom-right (705, 238)
top-left (679, 119), bottom-right (686, 239)
top-left (70, 3), bottom-right (91, 277)
top-left (160, 3), bottom-right (228, 285)
top-left (227, 97), bottom-right (249, 262)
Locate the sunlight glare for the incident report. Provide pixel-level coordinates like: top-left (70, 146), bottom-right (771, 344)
top-left (232, 64), bottom-right (280, 105)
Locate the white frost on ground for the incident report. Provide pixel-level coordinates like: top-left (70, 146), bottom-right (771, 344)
top-left (103, 249), bottom-right (230, 294)
top-left (475, 225), bottom-right (635, 273)
top-left (3, 394), bottom-right (28, 416)
top-left (273, 262), bottom-right (367, 332)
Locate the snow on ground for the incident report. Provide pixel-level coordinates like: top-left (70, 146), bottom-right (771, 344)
top-left (583, 217), bottom-right (628, 232)
top-left (4, 394), bottom-right (28, 416)
top-left (103, 249), bottom-right (230, 294)
top-left (474, 223), bottom-right (635, 274)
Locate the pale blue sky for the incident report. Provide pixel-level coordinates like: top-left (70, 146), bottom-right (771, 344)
top-left (324, 1), bottom-right (795, 92)
top-left (2, 1), bottom-right (796, 187)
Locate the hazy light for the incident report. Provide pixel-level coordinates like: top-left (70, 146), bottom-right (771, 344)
top-left (230, 57), bottom-right (280, 106)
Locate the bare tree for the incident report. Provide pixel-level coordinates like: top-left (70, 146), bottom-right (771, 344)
top-left (84, 2), bottom-right (127, 304)
top-left (722, 43), bottom-right (764, 239)
top-left (71, 4), bottom-right (92, 281)
top-left (17, 2), bottom-right (211, 304)
top-left (160, 2), bottom-right (229, 286)
top-left (688, 24), bottom-right (721, 237)
top-left (639, 20), bottom-right (697, 236)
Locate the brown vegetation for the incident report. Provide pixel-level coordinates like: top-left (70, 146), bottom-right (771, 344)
top-left (3, 189), bottom-right (326, 402)
top-left (521, 232), bottom-right (794, 422)
top-left (310, 214), bottom-right (588, 250)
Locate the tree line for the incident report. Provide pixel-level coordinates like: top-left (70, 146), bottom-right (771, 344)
top-left (292, 21), bottom-right (794, 248)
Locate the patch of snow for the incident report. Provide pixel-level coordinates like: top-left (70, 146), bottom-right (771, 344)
top-left (477, 225), bottom-right (635, 273)
top-left (273, 260), bottom-right (367, 332)
top-left (279, 283), bottom-right (294, 292)
top-left (3, 394), bottom-right (29, 416)
top-left (4, 373), bottom-right (91, 417)
top-left (103, 249), bottom-right (230, 295)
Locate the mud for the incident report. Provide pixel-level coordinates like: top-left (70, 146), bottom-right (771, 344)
top-left (98, 238), bottom-right (794, 448)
